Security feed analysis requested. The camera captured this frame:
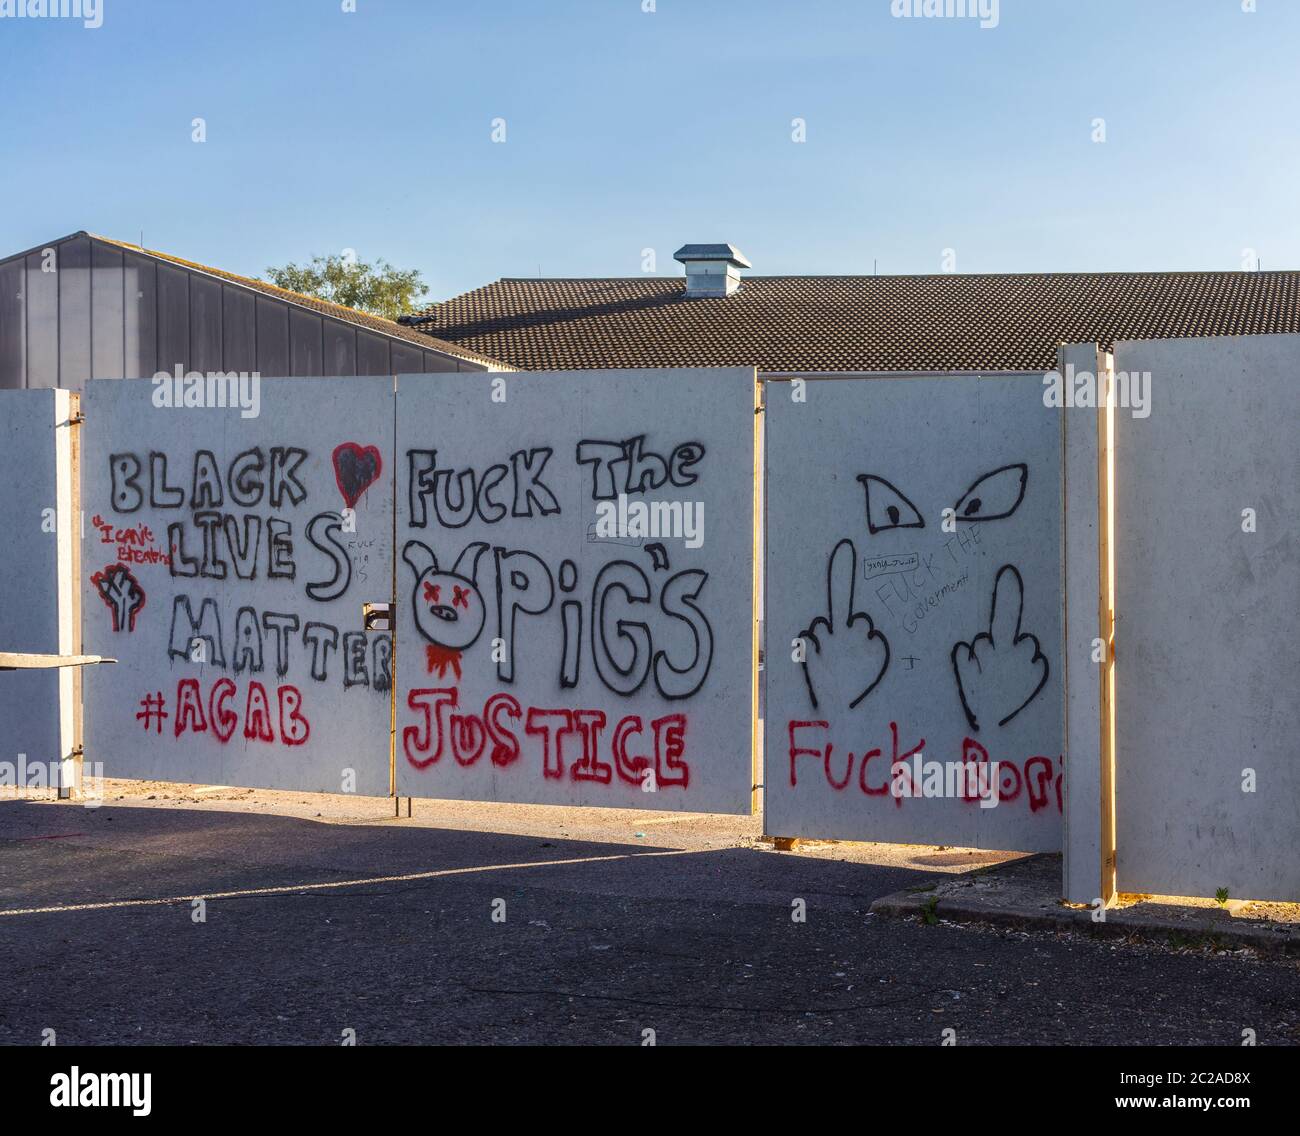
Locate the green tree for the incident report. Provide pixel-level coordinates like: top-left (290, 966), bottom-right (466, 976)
top-left (263, 254), bottom-right (429, 321)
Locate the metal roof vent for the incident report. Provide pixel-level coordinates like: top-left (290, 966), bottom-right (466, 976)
top-left (673, 243), bottom-right (751, 298)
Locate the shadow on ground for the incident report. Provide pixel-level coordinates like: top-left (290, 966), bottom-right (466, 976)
top-left (1, 799), bottom-right (1297, 1046)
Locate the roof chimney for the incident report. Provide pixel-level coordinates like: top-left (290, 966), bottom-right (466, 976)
top-left (673, 243), bottom-right (751, 297)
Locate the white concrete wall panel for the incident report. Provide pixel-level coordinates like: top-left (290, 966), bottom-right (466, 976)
top-left (81, 377), bottom-right (395, 795)
top-left (1113, 335), bottom-right (1299, 900)
top-left (394, 369), bottom-right (756, 813)
top-left (764, 374), bottom-right (1064, 851)
top-left (0, 390), bottom-right (75, 776)
top-left (1060, 345), bottom-right (1107, 903)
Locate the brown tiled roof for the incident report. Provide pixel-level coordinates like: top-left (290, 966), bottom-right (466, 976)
top-left (406, 271), bottom-right (1300, 373)
top-left (90, 234), bottom-right (508, 370)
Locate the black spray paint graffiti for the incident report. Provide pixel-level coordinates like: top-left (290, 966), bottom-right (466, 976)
top-left (164, 510), bottom-right (353, 597)
top-left (405, 436), bottom-right (706, 530)
top-left (576, 436), bottom-right (705, 499)
top-left (304, 513), bottom-right (353, 601)
top-left (407, 448), bottom-right (562, 528)
top-left (400, 435), bottom-right (715, 700)
top-left (102, 448), bottom-right (325, 585)
top-left (401, 538), bottom-right (714, 700)
top-left (102, 443), bottom-right (393, 700)
top-left (857, 464), bottom-right (1029, 532)
top-left (798, 539), bottom-right (890, 712)
top-left (950, 564), bottom-right (1049, 732)
top-left (109, 448), bottom-right (309, 514)
top-left (643, 542), bottom-right (669, 572)
top-left (801, 460), bottom-right (1048, 730)
top-left (590, 548), bottom-right (713, 700)
top-left (164, 595), bottom-right (392, 692)
top-left (952, 464), bottom-right (1028, 522)
top-left (858, 476), bottom-right (925, 534)
top-left (402, 539), bottom-right (491, 679)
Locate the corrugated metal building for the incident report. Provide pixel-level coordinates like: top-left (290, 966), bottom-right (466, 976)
top-left (0, 232), bottom-right (506, 390)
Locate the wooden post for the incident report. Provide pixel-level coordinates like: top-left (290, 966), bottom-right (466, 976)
top-left (1097, 356), bottom-right (1118, 904)
top-left (751, 371), bottom-right (763, 816)
top-left (63, 394), bottom-right (83, 801)
top-left (389, 376), bottom-right (398, 803)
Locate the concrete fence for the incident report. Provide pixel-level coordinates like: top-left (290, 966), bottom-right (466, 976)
top-left (764, 373), bottom-right (1064, 853)
top-left (0, 389), bottom-right (79, 790)
top-left (1, 345), bottom-right (1294, 902)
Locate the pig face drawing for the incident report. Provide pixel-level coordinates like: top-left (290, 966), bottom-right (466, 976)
top-left (403, 539), bottom-right (489, 679)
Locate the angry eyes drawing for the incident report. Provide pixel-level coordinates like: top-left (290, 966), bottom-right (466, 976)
top-left (858, 464), bottom-right (1028, 533)
top-left (800, 463), bottom-right (1048, 732)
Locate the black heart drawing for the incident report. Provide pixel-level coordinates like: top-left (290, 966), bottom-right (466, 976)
top-left (332, 442), bottom-right (383, 509)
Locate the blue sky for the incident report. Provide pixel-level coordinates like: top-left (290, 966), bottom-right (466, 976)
top-left (1, 0), bottom-right (1296, 300)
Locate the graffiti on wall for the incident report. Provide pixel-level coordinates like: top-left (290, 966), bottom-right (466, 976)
top-left (392, 369), bottom-right (755, 813)
top-left (787, 461), bottom-right (1057, 814)
top-left (765, 376), bottom-right (1065, 850)
top-left (91, 442), bottom-right (391, 751)
top-left (78, 379), bottom-right (403, 795)
top-left (398, 436), bottom-right (716, 789)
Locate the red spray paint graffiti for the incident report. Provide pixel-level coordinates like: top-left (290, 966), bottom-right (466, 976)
top-left (403, 688), bottom-right (691, 790)
top-left (91, 515), bottom-right (171, 566)
top-left (332, 442), bottom-right (383, 509)
top-left (787, 719), bottom-right (1062, 814)
top-left (139, 680), bottom-right (311, 746)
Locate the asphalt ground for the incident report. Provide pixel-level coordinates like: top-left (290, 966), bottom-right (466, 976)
top-left (1, 785), bottom-right (1297, 1046)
